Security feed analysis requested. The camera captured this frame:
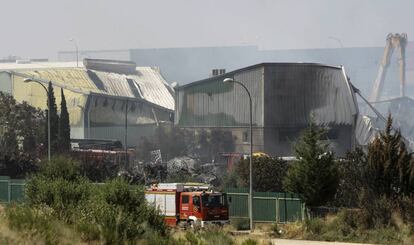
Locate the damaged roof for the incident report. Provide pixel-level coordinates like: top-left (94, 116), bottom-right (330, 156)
top-left (0, 61), bottom-right (174, 110)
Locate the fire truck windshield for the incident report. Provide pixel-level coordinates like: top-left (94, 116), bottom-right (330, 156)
top-left (201, 193), bottom-right (226, 207)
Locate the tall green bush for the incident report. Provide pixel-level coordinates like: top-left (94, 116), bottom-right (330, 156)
top-left (283, 119), bottom-right (339, 206)
top-left (58, 88), bottom-right (71, 154)
top-left (25, 157), bottom-right (90, 220)
top-left (365, 115), bottom-right (414, 199)
top-left (236, 156), bottom-right (287, 192)
top-left (76, 178), bottom-right (166, 243)
top-left (46, 82), bottom-right (60, 154)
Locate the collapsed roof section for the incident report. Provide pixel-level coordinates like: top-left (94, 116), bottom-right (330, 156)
top-left (0, 59), bottom-right (174, 111)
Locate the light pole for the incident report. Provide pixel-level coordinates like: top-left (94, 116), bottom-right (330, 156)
top-left (24, 78), bottom-right (51, 161)
top-left (223, 77), bottom-right (253, 231)
top-left (124, 99), bottom-right (129, 168)
top-left (69, 38), bottom-right (79, 67)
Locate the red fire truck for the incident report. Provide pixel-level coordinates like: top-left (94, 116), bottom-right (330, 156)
top-left (145, 183), bottom-right (229, 227)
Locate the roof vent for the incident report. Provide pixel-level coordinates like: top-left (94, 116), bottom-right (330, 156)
top-left (211, 69), bottom-right (226, 77)
top-left (83, 58), bottom-right (137, 74)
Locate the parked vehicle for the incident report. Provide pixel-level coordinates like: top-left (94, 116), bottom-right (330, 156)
top-left (145, 182), bottom-right (229, 227)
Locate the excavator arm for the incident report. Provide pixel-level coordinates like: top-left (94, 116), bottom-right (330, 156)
top-left (369, 33), bottom-right (407, 102)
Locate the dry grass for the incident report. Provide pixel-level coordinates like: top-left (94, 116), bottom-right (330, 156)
top-left (0, 204), bottom-right (87, 245)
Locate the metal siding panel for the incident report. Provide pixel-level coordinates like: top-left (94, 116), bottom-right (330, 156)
top-left (264, 64), bottom-right (357, 127)
top-left (176, 66), bottom-right (264, 127)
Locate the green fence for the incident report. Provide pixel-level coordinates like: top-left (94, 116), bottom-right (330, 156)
top-left (0, 176), bottom-right (25, 203)
top-left (225, 188), bottom-right (305, 223)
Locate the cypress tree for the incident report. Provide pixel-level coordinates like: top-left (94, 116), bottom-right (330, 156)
top-left (45, 82), bottom-right (59, 154)
top-left (58, 88), bottom-right (71, 153)
top-left (283, 119), bottom-right (339, 206)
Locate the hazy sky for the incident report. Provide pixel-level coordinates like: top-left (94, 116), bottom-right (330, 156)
top-left (1, 0), bottom-right (412, 60)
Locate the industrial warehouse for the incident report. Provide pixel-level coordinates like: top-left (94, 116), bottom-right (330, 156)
top-left (1, 2), bottom-right (414, 243)
top-left (0, 59), bottom-right (175, 148)
top-left (175, 62), bottom-right (361, 157)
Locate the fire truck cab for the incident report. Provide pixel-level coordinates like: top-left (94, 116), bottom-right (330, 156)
top-left (145, 183), bottom-right (229, 227)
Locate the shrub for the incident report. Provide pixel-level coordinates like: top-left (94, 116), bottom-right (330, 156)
top-left (25, 175), bottom-right (91, 221)
top-left (35, 156), bottom-right (81, 181)
top-left (198, 227), bottom-right (234, 245)
top-left (359, 194), bottom-right (394, 228)
top-left (183, 226), bottom-right (234, 245)
top-left (21, 156), bottom-right (170, 244)
top-left (142, 231), bottom-right (186, 245)
top-left (237, 156), bottom-right (287, 192)
top-left (6, 204), bottom-right (70, 245)
top-left (241, 238), bottom-right (258, 245)
top-left (231, 217), bottom-right (250, 231)
top-left (184, 231), bottom-right (203, 245)
top-left (75, 178), bottom-right (167, 243)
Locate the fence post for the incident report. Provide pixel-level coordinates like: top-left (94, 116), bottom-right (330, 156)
top-left (7, 179), bottom-right (11, 203)
top-left (275, 198), bottom-right (279, 223)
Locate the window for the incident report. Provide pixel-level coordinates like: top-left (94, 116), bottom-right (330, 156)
top-left (242, 131), bottom-right (249, 143)
top-left (201, 194), bottom-right (224, 207)
top-left (193, 196), bottom-right (200, 207)
top-left (182, 195), bottom-right (189, 204)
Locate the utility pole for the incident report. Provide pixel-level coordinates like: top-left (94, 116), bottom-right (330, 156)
top-left (23, 78), bottom-right (51, 161)
top-left (223, 77), bottom-right (254, 231)
top-left (125, 99), bottom-right (128, 168)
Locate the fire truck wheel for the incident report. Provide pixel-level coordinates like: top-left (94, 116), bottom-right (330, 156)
top-left (188, 220), bottom-right (195, 228)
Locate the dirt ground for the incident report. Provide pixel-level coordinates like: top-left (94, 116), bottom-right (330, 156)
top-left (271, 239), bottom-right (376, 245)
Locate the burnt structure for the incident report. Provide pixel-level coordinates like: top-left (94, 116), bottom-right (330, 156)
top-left (175, 63), bottom-right (359, 157)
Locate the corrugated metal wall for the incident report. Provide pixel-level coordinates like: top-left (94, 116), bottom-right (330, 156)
top-left (262, 64), bottom-right (358, 156)
top-left (176, 66), bottom-right (264, 127)
top-left (264, 64), bottom-right (357, 127)
top-left (88, 95), bottom-right (172, 146)
top-left (175, 63), bottom-right (358, 156)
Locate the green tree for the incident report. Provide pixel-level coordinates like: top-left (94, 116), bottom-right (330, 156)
top-left (333, 147), bottom-right (366, 208)
top-left (365, 115), bottom-right (414, 199)
top-left (46, 82), bottom-right (59, 154)
top-left (236, 156), bottom-right (287, 192)
top-left (0, 93), bottom-right (18, 160)
top-left (0, 93), bottom-right (44, 177)
top-left (58, 88), bottom-right (71, 153)
top-left (283, 120), bottom-right (339, 206)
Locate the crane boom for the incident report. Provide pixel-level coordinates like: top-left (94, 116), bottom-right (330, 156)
top-left (369, 33), bottom-right (407, 102)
